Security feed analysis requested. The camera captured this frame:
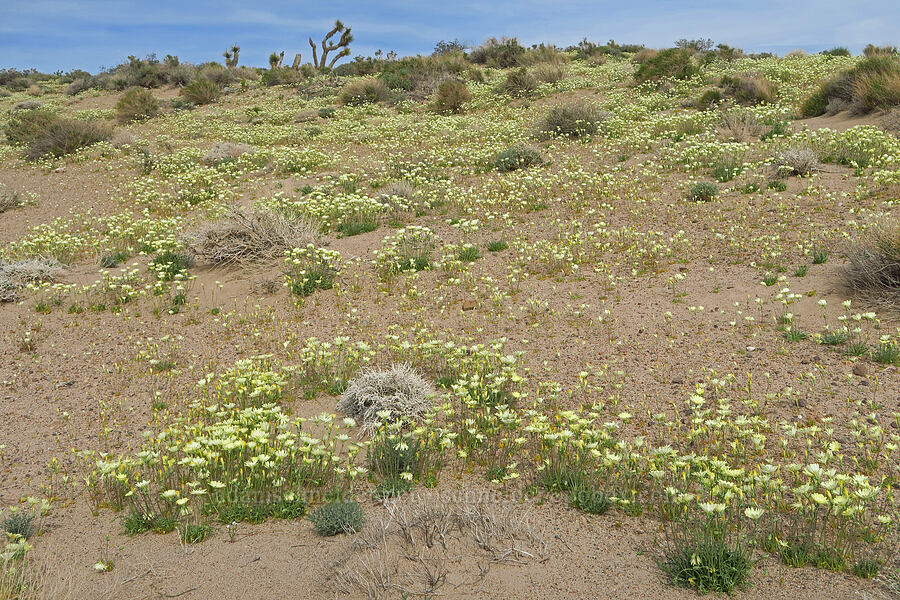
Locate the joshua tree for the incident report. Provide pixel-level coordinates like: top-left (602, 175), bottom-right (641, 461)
top-left (309, 20), bottom-right (353, 69)
top-left (291, 53), bottom-right (302, 70)
top-left (268, 51), bottom-right (284, 69)
top-left (223, 45), bottom-right (240, 68)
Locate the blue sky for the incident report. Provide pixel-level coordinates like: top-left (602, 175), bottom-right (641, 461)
top-left (1, 1), bottom-right (898, 73)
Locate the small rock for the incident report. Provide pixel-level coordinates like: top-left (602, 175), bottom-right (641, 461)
top-left (852, 363), bottom-right (867, 377)
top-left (461, 300), bottom-right (476, 311)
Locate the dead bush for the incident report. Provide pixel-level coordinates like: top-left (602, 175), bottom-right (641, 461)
top-left (187, 208), bottom-right (317, 266)
top-left (721, 74), bottom-right (777, 105)
top-left (531, 63), bottom-right (566, 84)
top-left (201, 142), bottom-right (253, 165)
top-left (338, 364), bottom-right (435, 434)
top-left (774, 148), bottom-right (820, 177)
top-left (717, 110), bottom-right (765, 142)
top-left (0, 259), bottom-right (63, 302)
top-left (844, 221), bottom-right (900, 308)
top-left (332, 491), bottom-right (546, 599)
top-left (0, 185), bottom-right (23, 213)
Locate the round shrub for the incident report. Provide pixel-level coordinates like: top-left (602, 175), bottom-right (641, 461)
top-left (721, 75), bottom-right (777, 105)
top-left (25, 119), bottom-right (112, 161)
top-left (494, 144), bottom-right (545, 172)
top-left (531, 63), bottom-right (565, 84)
top-left (338, 364), bottom-right (435, 434)
top-left (3, 108), bottom-right (59, 145)
top-left (308, 500), bottom-right (364, 536)
top-left (774, 148), bottom-right (819, 177)
top-left (2, 510), bottom-right (35, 539)
top-left (697, 89), bottom-right (724, 110)
top-left (499, 67), bottom-right (537, 96)
top-left (115, 87), bottom-right (159, 124)
top-left (537, 102), bottom-right (609, 138)
top-left (469, 37), bottom-right (525, 68)
top-left (181, 77), bottom-right (221, 105)
top-left (339, 78), bottom-right (390, 106)
top-left (431, 79), bottom-right (471, 114)
top-left (689, 181), bottom-right (718, 202)
top-left (635, 48), bottom-right (697, 83)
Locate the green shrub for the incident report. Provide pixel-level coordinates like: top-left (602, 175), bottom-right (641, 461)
top-left (2, 510), bottom-right (35, 539)
top-left (802, 55), bottom-right (900, 116)
top-left (260, 67), bottom-right (305, 87)
top-left (376, 54), bottom-right (467, 93)
top-left (431, 79), bottom-right (471, 114)
top-left (663, 539), bottom-right (752, 593)
top-left (499, 68), bottom-right (537, 96)
top-left (537, 102), bottom-right (609, 138)
top-left (339, 78), bottom-right (390, 105)
top-left (689, 182), bottom-right (718, 201)
top-left (308, 500), bottom-right (364, 536)
top-left (697, 89), bottom-right (723, 110)
top-left (180, 523), bottom-right (210, 544)
top-left (494, 144), bottom-right (544, 171)
top-left (24, 119), bottom-right (112, 161)
top-left (570, 488), bottom-right (611, 515)
top-left (150, 250), bottom-right (194, 281)
top-left (635, 48), bottom-right (697, 82)
top-left (115, 87), bottom-right (159, 124)
top-left (469, 37), bottom-right (525, 67)
top-left (3, 108), bottom-right (59, 145)
top-left (181, 77), bottom-right (221, 105)
top-left (822, 47), bottom-right (852, 57)
top-left (800, 88), bottom-right (830, 117)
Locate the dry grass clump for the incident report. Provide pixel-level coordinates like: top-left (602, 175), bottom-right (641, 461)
top-left (845, 221), bottom-right (900, 308)
top-left (0, 556), bottom-right (76, 600)
top-left (108, 129), bottom-right (136, 149)
top-left (0, 259), bottom-right (63, 302)
top-left (11, 101), bottom-right (43, 111)
top-left (114, 87), bottom-right (159, 124)
top-left (0, 185), bottom-right (23, 213)
top-left (187, 208), bottom-right (316, 266)
top-left (200, 142), bottom-right (253, 165)
top-left (536, 101), bottom-right (610, 138)
top-left (720, 74), bottom-right (777, 105)
top-left (880, 107), bottom-right (900, 135)
top-left (338, 364), bottom-right (435, 434)
top-left (531, 63), bottom-right (566, 84)
top-left (378, 180), bottom-right (418, 211)
top-left (717, 110), bottom-right (766, 142)
top-left (802, 55), bottom-right (900, 116)
top-left (774, 148), bottom-right (820, 177)
top-left (333, 492), bottom-right (546, 598)
top-left (340, 78), bottom-right (390, 106)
